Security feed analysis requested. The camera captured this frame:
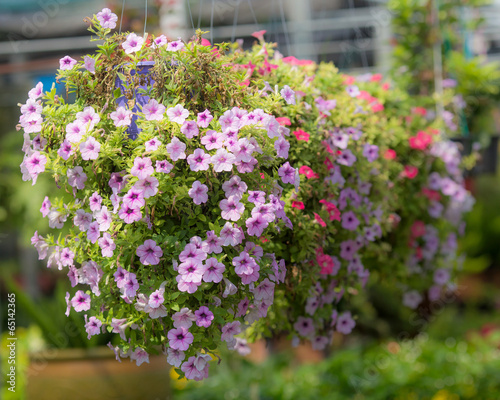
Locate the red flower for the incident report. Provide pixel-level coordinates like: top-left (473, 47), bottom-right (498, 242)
top-left (370, 73), bottom-right (383, 82)
top-left (251, 30), bottom-right (266, 41)
top-left (282, 56), bottom-right (314, 66)
top-left (276, 117), bottom-right (291, 126)
top-left (319, 199), bottom-right (341, 221)
top-left (291, 201), bottom-right (305, 210)
top-left (384, 149), bottom-right (396, 160)
top-left (371, 102), bottom-right (384, 112)
top-left (412, 107), bottom-right (427, 116)
top-left (422, 188), bottom-right (441, 202)
top-left (409, 131), bottom-right (432, 150)
top-left (381, 83), bottom-right (390, 90)
top-left (324, 157), bottom-right (334, 170)
top-left (342, 75), bottom-right (356, 85)
top-left (403, 165), bottom-right (418, 179)
top-left (317, 253), bottom-right (335, 275)
top-left (298, 166), bottom-right (319, 179)
top-left (313, 212), bottom-right (326, 227)
top-left (411, 220), bottom-right (426, 238)
top-left (293, 129), bottom-right (310, 141)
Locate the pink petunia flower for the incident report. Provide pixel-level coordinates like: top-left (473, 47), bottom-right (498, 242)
top-left (201, 130), bottom-right (224, 150)
top-left (59, 56), bottom-right (77, 70)
top-left (167, 39), bottom-right (185, 52)
top-left (197, 109), bottom-right (213, 128)
top-left (110, 107), bottom-right (132, 127)
top-left (83, 56), bottom-right (96, 74)
top-left (67, 166), bottom-right (87, 190)
top-left (280, 85), bottom-right (296, 105)
top-left (181, 120), bottom-right (199, 139)
top-left (118, 204), bottom-right (142, 224)
top-left (131, 156), bottom-right (154, 180)
top-left (134, 176), bottom-right (159, 198)
top-left (143, 99), bottom-right (165, 121)
top-left (98, 232), bottom-right (116, 257)
top-left (172, 308), bottom-right (196, 329)
top-left (80, 137), bottom-right (101, 160)
top-left (122, 33), bottom-right (144, 54)
top-left (96, 8), bottom-right (118, 29)
top-left (71, 290), bottom-right (91, 312)
top-left (166, 137), bottom-right (187, 161)
top-left (167, 104), bottom-right (189, 124)
top-left (187, 148), bottom-right (211, 171)
top-left (220, 196), bottom-right (245, 221)
top-left (57, 140), bottom-right (74, 160)
top-left (28, 82), bottom-right (43, 99)
top-left (66, 120), bottom-right (87, 143)
top-left (194, 306), bottom-right (214, 328)
top-left (211, 148), bottom-right (235, 173)
top-left (188, 181), bottom-right (208, 205)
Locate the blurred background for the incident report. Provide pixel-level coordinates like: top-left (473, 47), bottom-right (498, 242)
top-left (1, 1), bottom-right (500, 399)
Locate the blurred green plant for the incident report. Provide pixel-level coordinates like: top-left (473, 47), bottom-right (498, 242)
top-left (389, 0), bottom-right (500, 140)
top-left (175, 330), bottom-right (500, 400)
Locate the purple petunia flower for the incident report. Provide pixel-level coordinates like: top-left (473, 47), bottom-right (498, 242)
top-left (131, 156), bottom-right (154, 180)
top-left (67, 166), bottom-right (87, 190)
top-left (245, 214), bottom-right (269, 237)
top-left (181, 120), bottom-right (199, 139)
top-left (341, 211), bottom-right (360, 231)
top-left (194, 306), bottom-right (214, 328)
top-left (166, 137), bottom-right (187, 161)
top-left (201, 130), bottom-right (224, 151)
top-left (172, 308), bottom-right (196, 329)
top-left (336, 149), bottom-right (357, 167)
top-left (71, 290), bottom-right (91, 312)
top-left (83, 56), bottom-right (96, 74)
top-left (211, 149), bottom-right (235, 173)
top-left (110, 107), bottom-right (132, 127)
top-left (280, 85), bottom-right (296, 105)
top-left (136, 239), bottom-right (163, 265)
top-left (118, 204), bottom-right (142, 224)
top-left (363, 144), bottom-right (379, 162)
top-left (202, 231), bottom-right (223, 255)
top-left (79, 136), bottom-right (101, 160)
top-left (156, 159), bottom-right (173, 173)
top-left (168, 327), bottom-right (194, 351)
top-left (188, 181), bottom-right (208, 205)
top-left (202, 257), bottom-right (225, 283)
top-left (293, 316), bottom-right (315, 337)
top-left (167, 39), bottom-right (185, 52)
top-left (57, 140), bottom-right (74, 160)
top-left (336, 311), bottom-right (355, 334)
top-left (220, 196), bottom-right (245, 221)
top-left (278, 161), bottom-right (296, 184)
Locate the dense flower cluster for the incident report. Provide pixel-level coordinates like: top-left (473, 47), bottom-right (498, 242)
top-left (229, 34), bottom-right (473, 348)
top-left (20, 11), bottom-right (298, 381)
top-left (19, 9), bottom-right (474, 379)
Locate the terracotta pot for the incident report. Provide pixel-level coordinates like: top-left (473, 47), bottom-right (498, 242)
top-left (26, 347), bottom-right (171, 400)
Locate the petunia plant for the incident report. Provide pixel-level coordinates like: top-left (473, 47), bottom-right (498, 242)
top-left (18, 8), bottom-right (474, 380)
top-left (20, 10), bottom-right (296, 380)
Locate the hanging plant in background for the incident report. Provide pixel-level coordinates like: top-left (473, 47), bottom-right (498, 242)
top-left (18, 8), bottom-right (474, 380)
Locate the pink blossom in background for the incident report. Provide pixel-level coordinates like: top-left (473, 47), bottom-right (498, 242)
top-left (59, 56), bottom-right (77, 70)
top-left (202, 257), bottom-right (225, 282)
top-left (83, 56), bottom-right (96, 74)
top-left (86, 221), bottom-right (100, 243)
top-left (336, 311), bottom-right (355, 334)
top-left (251, 30), bottom-right (266, 41)
top-left (131, 348), bottom-right (149, 366)
top-left (122, 33), bottom-right (144, 54)
top-left (294, 316), bottom-right (315, 337)
top-left (280, 85), bottom-right (296, 105)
